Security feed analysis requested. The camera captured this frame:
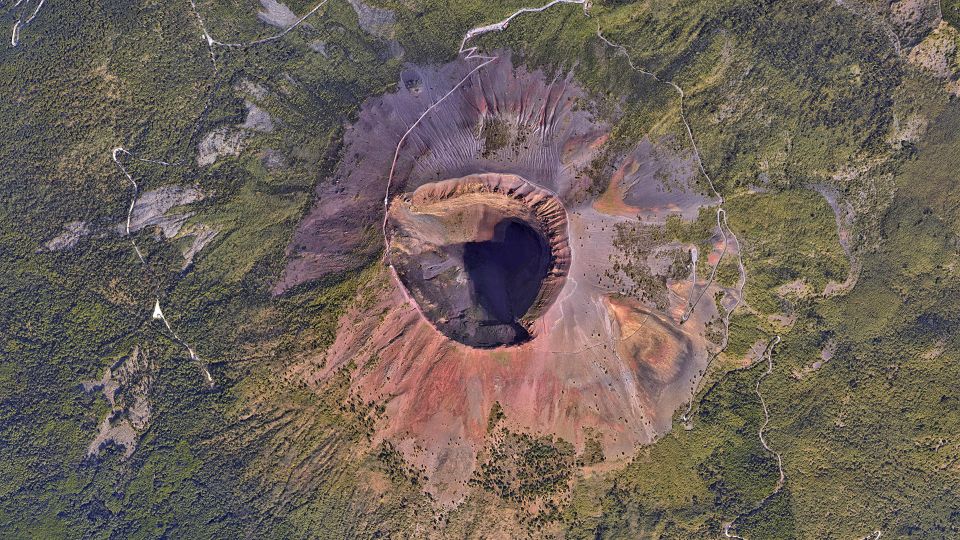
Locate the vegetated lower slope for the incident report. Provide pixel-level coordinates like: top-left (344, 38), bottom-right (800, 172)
top-left (576, 107), bottom-right (960, 537)
top-left (1, 0), bottom-right (958, 538)
top-left (0, 0), bottom-right (408, 536)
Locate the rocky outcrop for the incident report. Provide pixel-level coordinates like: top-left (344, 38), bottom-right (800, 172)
top-left (347, 0), bottom-right (403, 57)
top-left (180, 223), bottom-right (219, 269)
top-left (114, 185), bottom-right (217, 267)
top-left (198, 93), bottom-right (276, 166)
top-left (122, 185), bottom-right (203, 238)
top-left (241, 100), bottom-right (275, 132)
top-left (890, 0), bottom-right (942, 46)
top-left (82, 346), bottom-right (154, 458)
top-left (41, 220), bottom-right (89, 252)
top-left (256, 0), bottom-right (299, 28)
top-left (197, 128), bottom-right (249, 167)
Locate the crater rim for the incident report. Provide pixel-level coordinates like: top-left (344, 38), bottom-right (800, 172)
top-left (385, 172), bottom-right (571, 349)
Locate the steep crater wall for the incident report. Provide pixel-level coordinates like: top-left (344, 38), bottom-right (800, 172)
top-left (386, 173), bottom-right (570, 348)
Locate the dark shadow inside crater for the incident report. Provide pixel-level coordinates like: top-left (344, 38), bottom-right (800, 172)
top-left (462, 219), bottom-right (552, 345)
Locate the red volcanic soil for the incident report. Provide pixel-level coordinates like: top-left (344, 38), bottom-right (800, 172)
top-left (291, 249), bottom-right (710, 505)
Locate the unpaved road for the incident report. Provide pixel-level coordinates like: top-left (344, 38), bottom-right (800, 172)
top-left (723, 335), bottom-right (784, 539)
top-left (189, 0), bottom-right (330, 49)
top-left (109, 0), bottom-right (341, 388)
top-left (596, 29), bottom-right (752, 430)
top-left (113, 148), bottom-right (214, 388)
top-left (9, 0), bottom-right (45, 47)
top-left (595, 28), bottom-right (746, 328)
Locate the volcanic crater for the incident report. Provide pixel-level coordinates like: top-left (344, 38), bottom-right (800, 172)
top-left (386, 173), bottom-right (570, 348)
top-left (283, 53), bottom-right (732, 505)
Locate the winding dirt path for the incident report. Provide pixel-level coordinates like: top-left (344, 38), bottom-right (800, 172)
top-left (595, 28), bottom-right (744, 326)
top-left (112, 148), bottom-right (215, 388)
top-left (723, 335), bottom-right (784, 539)
top-left (756, 335), bottom-right (785, 490)
top-left (8, 0), bottom-right (44, 47)
top-left (189, 0), bottom-right (330, 49)
top-left (107, 0), bottom-right (342, 388)
top-left (595, 29), bottom-right (752, 430)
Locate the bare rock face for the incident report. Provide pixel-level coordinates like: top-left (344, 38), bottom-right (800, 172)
top-left (179, 222), bottom-right (219, 269)
top-left (197, 127), bottom-right (249, 167)
top-left (347, 0), bottom-right (403, 57)
top-left (256, 0), bottom-right (299, 28)
top-left (82, 346), bottom-right (154, 458)
top-left (907, 20), bottom-right (960, 95)
top-left (198, 95), bottom-right (276, 166)
top-left (240, 100), bottom-right (275, 133)
top-left (122, 185), bottom-right (203, 238)
top-left (41, 220), bottom-right (89, 252)
top-left (387, 174), bottom-right (570, 347)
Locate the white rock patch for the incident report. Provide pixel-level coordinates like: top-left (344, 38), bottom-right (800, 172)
top-left (257, 0), bottom-right (299, 28)
top-left (83, 346), bottom-right (154, 458)
top-left (41, 220), bottom-right (89, 251)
